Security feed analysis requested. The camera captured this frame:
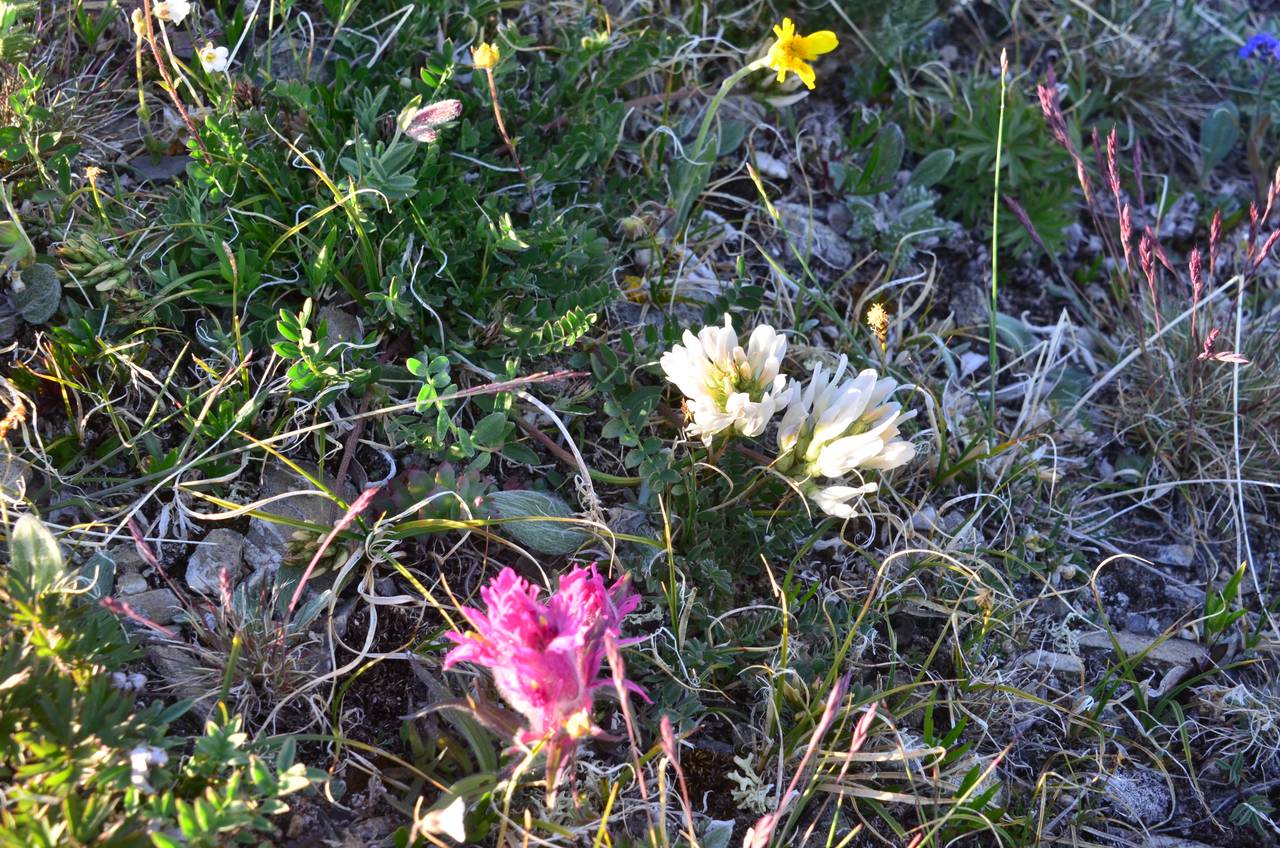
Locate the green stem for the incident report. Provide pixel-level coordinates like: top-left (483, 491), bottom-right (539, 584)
top-left (672, 58), bottom-right (768, 230)
top-left (988, 50), bottom-right (1008, 427)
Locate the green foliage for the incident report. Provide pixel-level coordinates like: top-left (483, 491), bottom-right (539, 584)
top-left (0, 516), bottom-right (324, 846)
top-left (1199, 102), bottom-right (1240, 180)
top-left (0, 62), bottom-right (78, 197)
top-left (591, 332), bottom-right (678, 494)
top-left (926, 77), bottom-right (1076, 256)
top-left (273, 297), bottom-right (375, 401)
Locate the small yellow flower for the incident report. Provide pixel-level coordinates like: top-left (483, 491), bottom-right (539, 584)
top-left (564, 709), bottom-right (593, 739)
top-left (472, 41), bottom-right (500, 70)
top-left (866, 302), bottom-right (889, 348)
top-left (85, 165), bottom-right (105, 185)
top-left (766, 18), bottom-right (838, 90)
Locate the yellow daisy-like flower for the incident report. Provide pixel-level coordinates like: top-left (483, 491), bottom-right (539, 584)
top-left (472, 41), bottom-right (501, 70)
top-left (766, 18), bottom-right (838, 90)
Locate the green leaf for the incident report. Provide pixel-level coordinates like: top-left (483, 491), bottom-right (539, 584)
top-left (471, 412), bottom-right (508, 448)
top-left (10, 513), bottom-right (64, 599)
top-left (14, 263), bottom-right (61, 324)
top-left (1199, 104), bottom-right (1239, 177)
top-left (909, 148), bottom-right (955, 188)
top-left (856, 123), bottom-right (904, 195)
top-left (78, 552), bottom-right (114, 600)
top-left (484, 489), bottom-right (591, 555)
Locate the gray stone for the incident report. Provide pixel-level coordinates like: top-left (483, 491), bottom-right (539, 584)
top-left (124, 588), bottom-right (182, 625)
top-left (319, 305), bottom-right (361, 346)
top-left (1124, 612), bottom-right (1149, 634)
top-left (775, 201), bottom-right (854, 269)
top-left (146, 645), bottom-right (212, 715)
top-left (185, 529), bottom-right (245, 594)
top-left (106, 542), bottom-right (149, 574)
top-left (243, 463), bottom-right (353, 573)
top-left (117, 570), bottom-right (148, 595)
top-left (1015, 650), bottom-right (1084, 675)
top-left (1077, 630), bottom-right (1209, 666)
top-left (1153, 544), bottom-right (1194, 568)
top-left (128, 154), bottom-right (189, 183)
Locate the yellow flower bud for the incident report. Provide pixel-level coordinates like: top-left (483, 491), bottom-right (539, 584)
top-left (471, 42), bottom-right (500, 70)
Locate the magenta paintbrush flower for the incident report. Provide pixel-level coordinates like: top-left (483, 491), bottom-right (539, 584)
top-left (444, 564), bottom-right (641, 750)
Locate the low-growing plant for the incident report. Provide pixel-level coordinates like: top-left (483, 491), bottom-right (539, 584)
top-left (0, 515), bottom-right (325, 846)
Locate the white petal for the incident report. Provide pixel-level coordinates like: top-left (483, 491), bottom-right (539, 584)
top-left (861, 439), bottom-right (917, 470)
top-left (810, 483), bottom-right (877, 518)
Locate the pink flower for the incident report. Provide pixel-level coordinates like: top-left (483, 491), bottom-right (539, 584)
top-left (444, 564), bottom-right (641, 749)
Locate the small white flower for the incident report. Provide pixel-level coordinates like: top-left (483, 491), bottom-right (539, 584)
top-left (129, 745), bottom-right (168, 793)
top-left (659, 315), bottom-right (790, 444)
top-left (153, 0), bottom-right (192, 24)
top-left (199, 41), bottom-right (229, 72)
top-left (111, 671), bottom-right (148, 692)
top-left (776, 355), bottom-right (917, 518)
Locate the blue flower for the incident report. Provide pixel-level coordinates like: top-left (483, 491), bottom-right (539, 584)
top-left (1239, 32), bottom-right (1280, 62)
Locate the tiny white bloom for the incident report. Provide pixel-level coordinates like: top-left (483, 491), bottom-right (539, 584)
top-left (153, 0), bottom-right (192, 24)
top-left (659, 315), bottom-right (790, 444)
top-left (199, 42), bottom-right (229, 72)
top-left (777, 355), bottom-right (917, 518)
top-left (129, 745), bottom-right (168, 793)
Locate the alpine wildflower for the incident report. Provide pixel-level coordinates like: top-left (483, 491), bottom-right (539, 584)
top-left (444, 564), bottom-right (641, 765)
top-left (152, 0), bottom-right (191, 24)
top-left (660, 315), bottom-right (791, 444)
top-left (471, 41), bottom-right (501, 70)
top-left (775, 355), bottom-right (917, 518)
top-left (128, 745), bottom-right (168, 793)
top-left (865, 302), bottom-right (890, 351)
top-left (765, 18), bottom-right (839, 90)
top-left (198, 41), bottom-right (229, 73)
top-left (400, 99), bottom-right (463, 143)
top-left (1239, 32), bottom-right (1280, 62)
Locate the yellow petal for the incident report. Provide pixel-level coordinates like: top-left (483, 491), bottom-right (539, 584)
top-left (798, 30), bottom-right (838, 59)
top-left (777, 17), bottom-right (795, 39)
top-left (795, 61), bottom-right (816, 90)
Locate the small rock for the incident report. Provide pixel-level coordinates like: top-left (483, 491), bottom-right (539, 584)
top-left (1104, 768), bottom-right (1171, 826)
top-left (775, 201), bottom-right (854, 269)
top-left (1016, 650), bottom-right (1084, 675)
top-left (128, 154), bottom-right (190, 184)
top-left (244, 463), bottom-right (353, 573)
top-left (909, 504), bottom-right (939, 533)
top-left (117, 569), bottom-right (149, 596)
top-left (123, 588), bottom-right (182, 625)
top-left (1077, 630), bottom-right (1209, 666)
top-left (106, 542), bottom-right (149, 574)
top-left (1124, 612), bottom-right (1149, 634)
top-left (146, 645), bottom-right (212, 714)
top-left (751, 150), bottom-right (789, 180)
top-left (319, 305), bottom-right (361, 346)
top-left (186, 529), bottom-right (245, 594)
top-left (1144, 836), bottom-right (1214, 848)
top-left (825, 201), bottom-right (852, 236)
top-left (1153, 544), bottom-right (1194, 568)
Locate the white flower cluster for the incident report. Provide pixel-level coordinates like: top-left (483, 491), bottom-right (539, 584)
top-left (774, 354), bottom-right (916, 517)
top-left (659, 315), bottom-right (790, 444)
top-left (660, 316), bottom-right (917, 518)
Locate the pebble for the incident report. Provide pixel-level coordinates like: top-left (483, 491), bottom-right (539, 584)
top-left (123, 588), bottom-right (182, 625)
top-left (185, 528), bottom-right (245, 594)
top-left (1153, 544), bottom-right (1194, 568)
